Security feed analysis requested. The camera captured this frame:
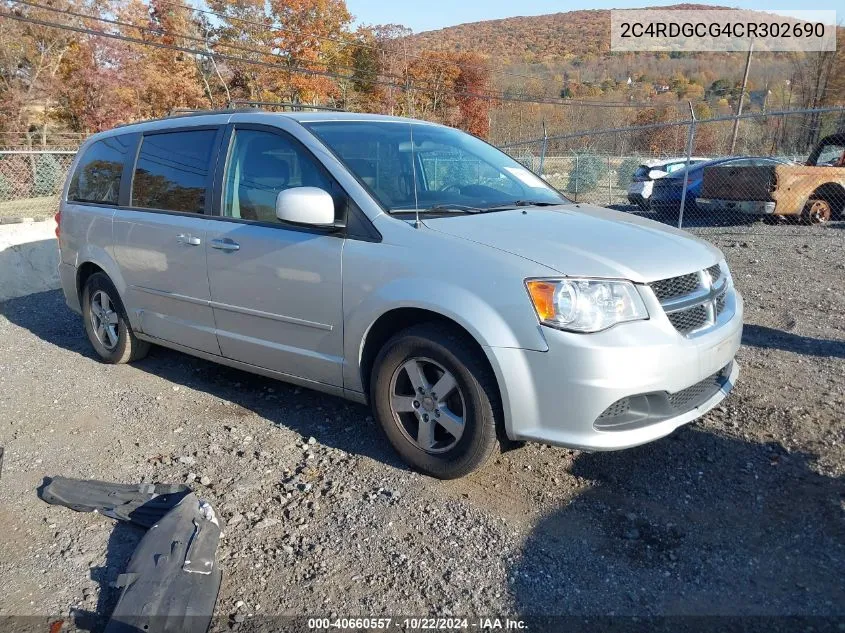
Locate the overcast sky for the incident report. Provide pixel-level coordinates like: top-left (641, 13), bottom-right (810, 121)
top-left (345, 0), bottom-right (840, 33)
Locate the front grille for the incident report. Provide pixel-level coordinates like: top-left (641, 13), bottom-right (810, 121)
top-left (650, 272), bottom-right (699, 302)
top-left (667, 305), bottom-right (709, 334)
top-left (668, 363), bottom-right (732, 411)
top-left (650, 264), bottom-right (731, 336)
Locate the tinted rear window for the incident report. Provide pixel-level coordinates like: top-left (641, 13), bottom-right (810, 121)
top-left (131, 129), bottom-right (217, 213)
top-left (68, 135), bottom-right (134, 204)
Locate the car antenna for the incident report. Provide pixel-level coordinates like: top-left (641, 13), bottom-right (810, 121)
top-left (410, 123), bottom-right (421, 229)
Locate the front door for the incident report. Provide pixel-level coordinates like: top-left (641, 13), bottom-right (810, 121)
top-left (113, 127), bottom-right (222, 354)
top-left (204, 126), bottom-right (345, 387)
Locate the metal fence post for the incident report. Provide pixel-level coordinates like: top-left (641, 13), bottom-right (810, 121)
top-left (574, 153), bottom-right (579, 203)
top-left (607, 155), bottom-right (612, 206)
top-left (677, 102), bottom-right (697, 230)
top-left (538, 121), bottom-right (548, 177)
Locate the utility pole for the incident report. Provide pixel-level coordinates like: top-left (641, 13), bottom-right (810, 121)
top-left (729, 41), bottom-right (754, 155)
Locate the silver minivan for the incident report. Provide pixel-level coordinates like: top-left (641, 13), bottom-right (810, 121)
top-left (57, 111), bottom-right (743, 479)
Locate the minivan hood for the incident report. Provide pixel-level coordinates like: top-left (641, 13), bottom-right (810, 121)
top-left (422, 204), bottom-right (722, 282)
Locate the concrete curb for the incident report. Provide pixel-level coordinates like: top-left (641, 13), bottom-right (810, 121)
top-left (0, 219), bottom-right (60, 302)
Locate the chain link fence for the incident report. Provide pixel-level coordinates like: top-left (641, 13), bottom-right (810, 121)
top-left (499, 107), bottom-right (845, 236)
top-left (0, 150), bottom-right (77, 222)
top-left (2, 108), bottom-right (844, 231)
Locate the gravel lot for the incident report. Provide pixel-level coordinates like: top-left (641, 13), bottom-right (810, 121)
top-left (0, 229), bottom-right (843, 629)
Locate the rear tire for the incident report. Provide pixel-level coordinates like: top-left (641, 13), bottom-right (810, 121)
top-left (370, 323), bottom-right (501, 479)
top-left (82, 272), bottom-right (150, 364)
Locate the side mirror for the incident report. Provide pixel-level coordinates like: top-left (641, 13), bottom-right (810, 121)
top-left (275, 187), bottom-right (335, 227)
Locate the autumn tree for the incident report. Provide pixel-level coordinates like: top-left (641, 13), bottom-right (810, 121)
top-left (116, 0), bottom-right (208, 119)
top-left (0, 0), bottom-right (80, 141)
top-left (452, 52), bottom-right (493, 137)
top-left (345, 26), bottom-right (384, 113)
top-left (404, 51), bottom-right (460, 120)
top-left (54, 37), bottom-right (136, 132)
top-left (206, 0), bottom-right (351, 106)
top-left (632, 107), bottom-right (684, 155)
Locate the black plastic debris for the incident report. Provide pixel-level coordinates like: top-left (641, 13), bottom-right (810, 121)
top-left (39, 477), bottom-right (192, 528)
top-left (38, 477), bottom-right (223, 633)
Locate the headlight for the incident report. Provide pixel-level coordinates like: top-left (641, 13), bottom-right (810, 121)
top-left (525, 278), bottom-right (649, 333)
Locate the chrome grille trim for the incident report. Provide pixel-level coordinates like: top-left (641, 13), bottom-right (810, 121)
top-left (715, 291), bottom-right (727, 316)
top-left (649, 264), bottom-right (731, 336)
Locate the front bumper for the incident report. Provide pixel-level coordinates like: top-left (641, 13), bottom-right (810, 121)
top-left (696, 198), bottom-right (776, 215)
top-left (485, 288), bottom-right (743, 451)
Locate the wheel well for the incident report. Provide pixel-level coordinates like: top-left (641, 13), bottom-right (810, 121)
top-left (359, 308), bottom-right (505, 437)
top-left (809, 182), bottom-right (845, 213)
top-left (76, 262), bottom-right (104, 302)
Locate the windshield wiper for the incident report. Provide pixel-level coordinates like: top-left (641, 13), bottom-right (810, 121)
top-left (391, 204), bottom-right (484, 214)
top-left (480, 200), bottom-right (562, 212)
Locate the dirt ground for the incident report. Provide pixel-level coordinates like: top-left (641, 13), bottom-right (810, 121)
top-left (0, 229), bottom-right (843, 630)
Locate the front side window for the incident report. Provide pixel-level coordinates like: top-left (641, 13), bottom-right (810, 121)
top-left (222, 129), bottom-right (332, 223)
top-left (131, 129), bottom-right (217, 213)
top-left (68, 135), bottom-right (134, 204)
top-left (303, 121), bottom-right (568, 213)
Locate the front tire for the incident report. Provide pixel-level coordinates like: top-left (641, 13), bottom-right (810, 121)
top-left (81, 272), bottom-right (149, 364)
top-left (370, 323), bottom-right (501, 479)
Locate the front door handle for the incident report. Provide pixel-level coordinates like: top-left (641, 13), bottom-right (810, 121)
top-left (210, 238), bottom-right (240, 252)
top-left (177, 233), bottom-right (201, 246)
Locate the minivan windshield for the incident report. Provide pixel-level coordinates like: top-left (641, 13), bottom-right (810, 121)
top-left (302, 121), bottom-right (568, 213)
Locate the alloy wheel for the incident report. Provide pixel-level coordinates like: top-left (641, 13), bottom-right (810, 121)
top-left (388, 357), bottom-right (466, 454)
top-left (90, 289), bottom-right (119, 349)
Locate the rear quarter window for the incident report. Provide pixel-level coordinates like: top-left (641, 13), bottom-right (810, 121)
top-left (68, 135), bottom-right (135, 204)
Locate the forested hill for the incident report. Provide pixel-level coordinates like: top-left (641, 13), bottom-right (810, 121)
top-left (409, 4), bottom-right (753, 63)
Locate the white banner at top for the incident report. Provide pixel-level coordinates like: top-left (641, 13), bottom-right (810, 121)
top-left (610, 9), bottom-right (837, 52)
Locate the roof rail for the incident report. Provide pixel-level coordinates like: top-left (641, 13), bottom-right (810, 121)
top-left (227, 100), bottom-right (344, 112)
top-left (114, 108), bottom-right (259, 128)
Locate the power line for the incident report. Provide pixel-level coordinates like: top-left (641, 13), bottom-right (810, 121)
top-left (1, 8), bottom-right (675, 110)
top-left (2, 0), bottom-right (561, 105)
top-left (151, 0), bottom-right (684, 108)
top-left (152, 0), bottom-right (548, 85)
top-left (12, 0), bottom-right (557, 101)
top-left (0, 9), bottom-right (510, 105)
top-left (10, 0), bottom-right (383, 79)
